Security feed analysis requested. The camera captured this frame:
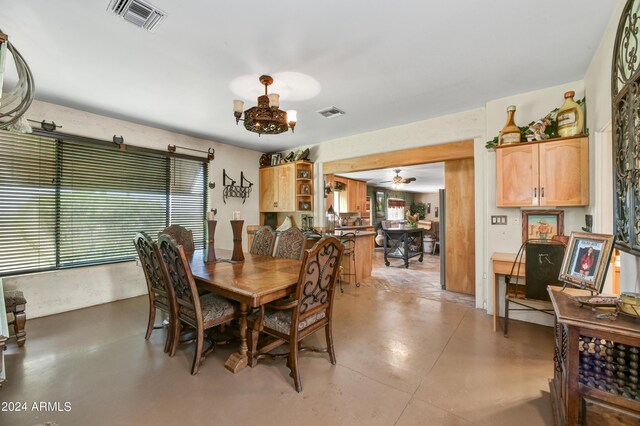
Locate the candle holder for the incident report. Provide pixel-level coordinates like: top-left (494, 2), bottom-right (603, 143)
top-left (230, 220), bottom-right (244, 262)
top-left (205, 219), bottom-right (217, 263)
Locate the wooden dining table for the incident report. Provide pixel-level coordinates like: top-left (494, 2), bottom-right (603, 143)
top-left (188, 248), bottom-right (302, 373)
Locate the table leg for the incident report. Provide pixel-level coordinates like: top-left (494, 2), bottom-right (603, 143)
top-left (493, 273), bottom-right (499, 332)
top-left (225, 302), bottom-right (249, 373)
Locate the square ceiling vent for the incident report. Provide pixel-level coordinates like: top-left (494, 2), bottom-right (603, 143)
top-left (317, 106), bottom-right (346, 118)
top-left (107, 0), bottom-right (167, 32)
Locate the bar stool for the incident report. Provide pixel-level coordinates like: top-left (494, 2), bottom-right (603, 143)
top-left (432, 240), bottom-right (440, 255)
top-left (338, 232), bottom-right (358, 293)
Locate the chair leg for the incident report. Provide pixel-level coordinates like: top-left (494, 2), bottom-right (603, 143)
top-left (338, 266), bottom-right (344, 294)
top-left (163, 315), bottom-right (173, 353)
top-left (145, 303), bottom-right (156, 340)
top-left (289, 340), bottom-right (302, 392)
top-left (170, 320), bottom-right (181, 357)
top-left (352, 253), bottom-right (359, 287)
top-left (13, 308), bottom-right (26, 348)
top-left (191, 329), bottom-right (204, 375)
top-left (325, 323), bottom-right (336, 365)
top-left (504, 297), bottom-right (510, 337)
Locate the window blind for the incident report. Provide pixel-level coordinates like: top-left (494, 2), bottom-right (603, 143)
top-left (0, 131), bottom-right (207, 276)
top-left (0, 133), bottom-right (57, 275)
top-left (169, 157), bottom-right (206, 246)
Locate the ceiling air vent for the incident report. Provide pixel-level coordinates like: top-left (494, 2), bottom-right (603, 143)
top-left (317, 106), bottom-right (346, 118)
top-left (107, 0), bottom-right (167, 32)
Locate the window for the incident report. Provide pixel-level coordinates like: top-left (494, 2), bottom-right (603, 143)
top-left (0, 131), bottom-right (207, 276)
top-left (612, 0), bottom-right (640, 256)
top-left (387, 198), bottom-right (406, 220)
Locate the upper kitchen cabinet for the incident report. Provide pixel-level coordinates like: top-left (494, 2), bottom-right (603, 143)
top-left (259, 161), bottom-right (313, 213)
top-left (496, 136), bottom-right (589, 207)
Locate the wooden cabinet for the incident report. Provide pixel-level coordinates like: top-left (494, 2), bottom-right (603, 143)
top-left (549, 288), bottom-right (640, 425)
top-left (496, 136), bottom-right (589, 207)
top-left (259, 161), bottom-right (312, 213)
top-left (346, 178), bottom-right (367, 213)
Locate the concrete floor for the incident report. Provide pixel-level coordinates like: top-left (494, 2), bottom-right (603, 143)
top-left (2, 265), bottom-right (555, 426)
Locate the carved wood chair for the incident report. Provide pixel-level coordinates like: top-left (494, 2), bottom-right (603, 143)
top-left (274, 226), bottom-right (306, 260)
top-left (157, 234), bottom-right (237, 375)
top-left (159, 225), bottom-right (195, 254)
top-left (4, 290), bottom-right (27, 347)
top-left (250, 225), bottom-right (276, 256)
top-left (248, 236), bottom-right (344, 392)
top-left (133, 232), bottom-right (176, 353)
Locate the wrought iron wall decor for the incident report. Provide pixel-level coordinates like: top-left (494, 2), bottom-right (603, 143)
top-left (222, 169), bottom-right (253, 204)
top-left (612, 0), bottom-right (640, 256)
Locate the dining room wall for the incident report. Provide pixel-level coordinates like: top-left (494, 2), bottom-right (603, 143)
top-left (2, 99), bottom-right (263, 318)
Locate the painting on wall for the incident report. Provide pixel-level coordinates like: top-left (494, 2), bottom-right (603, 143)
top-left (522, 210), bottom-right (564, 243)
top-left (375, 191), bottom-right (385, 217)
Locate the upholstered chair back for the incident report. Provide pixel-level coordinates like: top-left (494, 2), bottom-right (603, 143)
top-left (159, 225), bottom-right (195, 254)
top-left (250, 226), bottom-right (276, 256)
top-left (275, 227), bottom-right (306, 260)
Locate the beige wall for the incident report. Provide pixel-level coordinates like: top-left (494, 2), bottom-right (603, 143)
top-left (3, 99), bottom-right (263, 318)
top-left (414, 192), bottom-right (440, 222)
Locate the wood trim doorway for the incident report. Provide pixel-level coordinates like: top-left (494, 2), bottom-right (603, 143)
top-left (323, 140), bottom-right (476, 295)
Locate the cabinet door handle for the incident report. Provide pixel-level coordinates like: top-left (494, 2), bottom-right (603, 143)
top-left (534, 188), bottom-right (537, 198)
top-left (541, 187), bottom-right (545, 197)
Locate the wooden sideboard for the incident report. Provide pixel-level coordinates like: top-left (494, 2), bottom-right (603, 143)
top-left (548, 287), bottom-right (640, 425)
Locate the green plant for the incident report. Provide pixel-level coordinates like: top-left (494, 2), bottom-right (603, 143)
top-left (411, 202), bottom-right (427, 220)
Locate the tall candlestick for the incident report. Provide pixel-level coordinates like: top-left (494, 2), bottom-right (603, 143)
top-left (230, 220), bottom-right (244, 262)
top-left (205, 219), bottom-right (217, 263)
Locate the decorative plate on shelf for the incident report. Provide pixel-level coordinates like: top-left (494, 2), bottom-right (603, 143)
top-left (572, 295), bottom-right (619, 308)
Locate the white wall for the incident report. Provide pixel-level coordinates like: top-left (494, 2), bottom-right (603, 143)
top-left (414, 192), bottom-right (440, 221)
top-left (3, 99), bottom-right (263, 318)
top-left (484, 80), bottom-right (587, 326)
top-left (584, 0), bottom-right (640, 294)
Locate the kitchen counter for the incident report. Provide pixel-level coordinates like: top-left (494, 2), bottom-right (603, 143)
top-left (335, 225), bottom-right (375, 230)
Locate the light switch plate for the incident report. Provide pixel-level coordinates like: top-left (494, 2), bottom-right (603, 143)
top-left (491, 215), bottom-right (507, 225)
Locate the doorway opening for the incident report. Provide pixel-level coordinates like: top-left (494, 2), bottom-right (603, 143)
top-left (322, 139), bottom-right (476, 301)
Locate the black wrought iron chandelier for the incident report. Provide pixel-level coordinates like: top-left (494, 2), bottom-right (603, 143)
top-left (233, 75), bottom-right (297, 135)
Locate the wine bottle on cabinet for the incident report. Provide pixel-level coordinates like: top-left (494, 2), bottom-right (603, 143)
top-left (556, 91), bottom-right (584, 137)
top-left (499, 105), bottom-right (522, 145)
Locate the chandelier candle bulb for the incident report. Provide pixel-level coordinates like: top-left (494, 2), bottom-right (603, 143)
top-left (233, 100), bottom-right (244, 113)
top-left (268, 93), bottom-right (280, 108)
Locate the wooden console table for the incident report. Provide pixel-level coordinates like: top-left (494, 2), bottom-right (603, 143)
top-left (491, 252), bottom-right (526, 332)
top-left (383, 228), bottom-right (424, 268)
top-left (548, 287), bottom-right (640, 425)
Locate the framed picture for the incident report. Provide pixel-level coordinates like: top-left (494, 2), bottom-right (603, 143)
top-left (559, 232), bottom-right (615, 293)
top-left (435, 207), bottom-right (438, 218)
top-left (427, 203), bottom-right (431, 214)
top-left (270, 154), bottom-right (281, 166)
top-left (522, 210), bottom-right (564, 243)
top-left (375, 191), bottom-right (385, 218)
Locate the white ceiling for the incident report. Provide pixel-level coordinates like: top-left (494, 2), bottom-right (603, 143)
top-left (338, 163), bottom-right (444, 193)
top-left (1, 1), bottom-right (616, 153)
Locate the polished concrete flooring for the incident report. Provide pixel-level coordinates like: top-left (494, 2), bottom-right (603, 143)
top-left (3, 270), bottom-right (555, 425)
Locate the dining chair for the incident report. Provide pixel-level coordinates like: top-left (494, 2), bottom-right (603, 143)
top-left (247, 236), bottom-right (344, 392)
top-left (159, 225), bottom-right (195, 254)
top-left (274, 226), bottom-right (306, 260)
top-left (157, 234), bottom-right (237, 375)
top-left (250, 225), bottom-right (276, 256)
top-left (133, 232), bottom-right (175, 354)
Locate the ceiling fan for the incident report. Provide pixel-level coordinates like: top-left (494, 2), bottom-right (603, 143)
top-left (381, 169), bottom-right (416, 188)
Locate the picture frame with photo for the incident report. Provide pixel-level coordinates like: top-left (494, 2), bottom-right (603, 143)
top-left (522, 210), bottom-right (564, 243)
top-left (559, 232), bottom-right (615, 293)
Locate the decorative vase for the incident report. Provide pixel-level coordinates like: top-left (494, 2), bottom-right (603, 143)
top-left (375, 229), bottom-right (384, 246)
top-left (205, 219), bottom-right (217, 263)
top-left (230, 220), bottom-right (244, 262)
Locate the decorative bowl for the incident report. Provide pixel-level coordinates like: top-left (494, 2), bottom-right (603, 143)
top-left (619, 292), bottom-right (640, 318)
